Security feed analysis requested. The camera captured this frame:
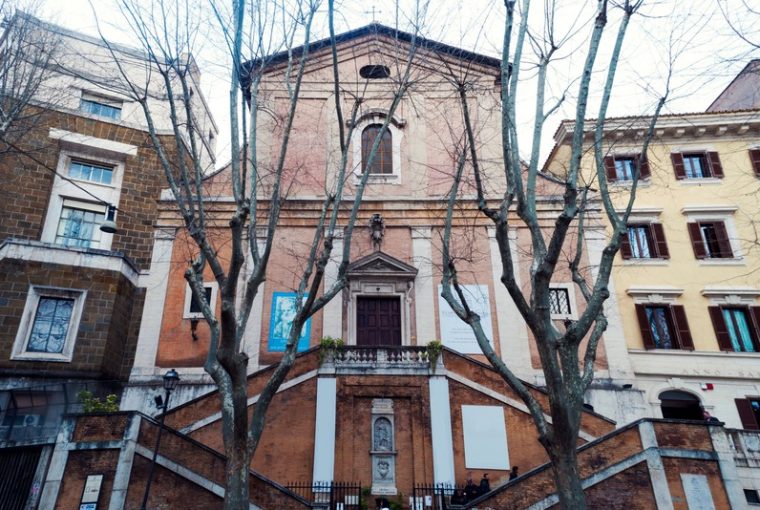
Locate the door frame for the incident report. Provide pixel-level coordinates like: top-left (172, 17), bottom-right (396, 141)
top-left (347, 281), bottom-right (412, 347)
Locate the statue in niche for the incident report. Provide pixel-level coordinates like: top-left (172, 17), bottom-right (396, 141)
top-left (373, 417), bottom-right (392, 451)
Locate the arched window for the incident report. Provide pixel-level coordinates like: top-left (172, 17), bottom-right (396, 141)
top-left (659, 390), bottom-right (702, 420)
top-left (361, 124), bottom-right (392, 174)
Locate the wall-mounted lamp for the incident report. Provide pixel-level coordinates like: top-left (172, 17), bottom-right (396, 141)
top-left (190, 319), bottom-right (200, 341)
top-left (100, 205), bottom-right (118, 234)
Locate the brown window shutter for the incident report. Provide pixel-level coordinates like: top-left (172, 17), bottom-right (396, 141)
top-left (749, 149), bottom-right (760, 177)
top-left (714, 221), bottom-right (733, 258)
top-left (671, 305), bottom-right (694, 350)
top-left (736, 398), bottom-right (759, 430)
top-left (687, 222), bottom-right (707, 259)
top-left (650, 223), bottom-right (669, 259)
top-left (709, 306), bottom-right (734, 351)
top-left (708, 152), bottom-right (724, 178)
top-left (604, 156), bottom-right (617, 181)
top-left (671, 153), bottom-right (686, 179)
top-left (637, 154), bottom-right (651, 179)
top-left (620, 228), bottom-right (633, 259)
top-left (749, 307), bottom-right (760, 349)
top-left (635, 304), bottom-right (656, 349)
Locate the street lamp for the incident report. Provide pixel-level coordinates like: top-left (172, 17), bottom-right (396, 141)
top-left (140, 369), bottom-right (180, 510)
top-left (99, 205), bottom-right (118, 234)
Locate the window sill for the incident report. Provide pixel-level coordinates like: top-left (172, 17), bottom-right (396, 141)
top-left (698, 258), bottom-right (745, 266)
top-left (353, 174), bottom-right (401, 185)
top-left (678, 178), bottom-right (723, 185)
top-left (11, 352), bottom-right (72, 363)
top-left (66, 176), bottom-right (117, 190)
top-left (629, 348), bottom-right (760, 358)
top-left (622, 258), bottom-right (669, 266)
top-left (610, 179), bottom-right (651, 187)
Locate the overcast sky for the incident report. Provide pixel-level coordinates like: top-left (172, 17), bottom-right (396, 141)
top-left (36, 0), bottom-right (760, 167)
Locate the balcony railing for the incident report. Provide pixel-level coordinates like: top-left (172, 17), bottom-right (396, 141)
top-left (727, 428), bottom-right (760, 467)
top-left (328, 346), bottom-right (435, 371)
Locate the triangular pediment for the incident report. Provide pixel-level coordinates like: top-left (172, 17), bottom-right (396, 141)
top-left (347, 251), bottom-right (418, 280)
top-left (248, 23), bottom-right (501, 81)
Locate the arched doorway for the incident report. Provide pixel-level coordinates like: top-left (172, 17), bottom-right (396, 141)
top-left (659, 390), bottom-right (702, 420)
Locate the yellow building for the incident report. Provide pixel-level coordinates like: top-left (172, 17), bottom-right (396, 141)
top-left (547, 106), bottom-right (760, 431)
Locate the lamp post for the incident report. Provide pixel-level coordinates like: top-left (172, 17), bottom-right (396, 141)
top-left (140, 369), bottom-right (180, 510)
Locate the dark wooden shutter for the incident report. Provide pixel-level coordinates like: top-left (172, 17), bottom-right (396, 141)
top-left (749, 149), bottom-right (760, 177)
top-left (671, 305), bottom-right (694, 350)
top-left (635, 304), bottom-right (656, 349)
top-left (671, 153), bottom-right (686, 179)
top-left (736, 398), bottom-right (759, 430)
top-left (604, 156), bottom-right (617, 181)
top-left (687, 222), bottom-right (707, 259)
top-left (650, 223), bottom-right (669, 258)
top-left (708, 152), bottom-right (724, 178)
top-left (638, 155), bottom-right (651, 179)
top-left (620, 228), bottom-right (633, 259)
top-left (709, 306), bottom-right (734, 351)
top-left (713, 221), bottom-right (733, 258)
top-left (749, 307), bottom-right (760, 349)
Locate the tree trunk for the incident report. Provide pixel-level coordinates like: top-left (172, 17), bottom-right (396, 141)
top-left (224, 444), bottom-right (250, 510)
top-left (550, 446), bottom-right (586, 510)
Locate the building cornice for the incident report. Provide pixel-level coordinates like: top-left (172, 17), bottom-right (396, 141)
top-left (555, 110), bottom-right (760, 144)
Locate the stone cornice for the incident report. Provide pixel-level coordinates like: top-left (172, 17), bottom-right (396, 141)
top-left (555, 110), bottom-right (760, 144)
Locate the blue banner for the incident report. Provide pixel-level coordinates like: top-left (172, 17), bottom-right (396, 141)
top-left (268, 292), bottom-right (311, 352)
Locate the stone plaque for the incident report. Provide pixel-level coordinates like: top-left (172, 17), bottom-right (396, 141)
top-left (461, 405), bottom-right (509, 469)
top-left (680, 474), bottom-right (716, 510)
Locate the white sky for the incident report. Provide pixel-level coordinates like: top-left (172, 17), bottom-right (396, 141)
top-left (37, 0), bottom-right (760, 167)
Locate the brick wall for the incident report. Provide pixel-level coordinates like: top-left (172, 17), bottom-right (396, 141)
top-left (334, 375), bottom-right (434, 496)
top-left (0, 259), bottom-right (143, 378)
top-left (0, 107), bottom-right (176, 270)
top-left (56, 449), bottom-right (120, 510)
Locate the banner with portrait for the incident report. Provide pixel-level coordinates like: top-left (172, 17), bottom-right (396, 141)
top-left (268, 292), bottom-right (311, 352)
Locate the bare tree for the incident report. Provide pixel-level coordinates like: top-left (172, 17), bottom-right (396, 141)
top-left (0, 2), bottom-right (59, 156)
top-left (99, 0), bottom-right (425, 507)
top-left (439, 1), bottom-right (668, 508)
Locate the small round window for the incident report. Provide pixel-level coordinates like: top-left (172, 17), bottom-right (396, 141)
top-left (360, 65), bottom-right (391, 79)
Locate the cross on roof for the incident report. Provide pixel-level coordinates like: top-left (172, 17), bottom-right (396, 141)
top-left (364, 5), bottom-right (382, 22)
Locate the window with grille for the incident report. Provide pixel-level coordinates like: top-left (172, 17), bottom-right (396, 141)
top-left (549, 288), bottom-right (571, 316)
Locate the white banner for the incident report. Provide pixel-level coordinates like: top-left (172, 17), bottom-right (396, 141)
top-left (437, 284), bottom-right (493, 354)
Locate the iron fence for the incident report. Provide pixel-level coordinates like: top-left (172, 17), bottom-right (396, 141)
top-left (412, 483), bottom-right (472, 510)
top-left (285, 481), bottom-right (362, 509)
